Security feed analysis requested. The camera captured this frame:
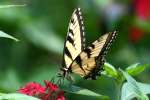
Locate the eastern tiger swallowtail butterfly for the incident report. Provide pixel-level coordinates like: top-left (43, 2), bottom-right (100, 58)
top-left (58, 8), bottom-right (117, 81)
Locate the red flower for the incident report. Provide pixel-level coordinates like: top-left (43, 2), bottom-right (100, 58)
top-left (134, 0), bottom-right (150, 20)
top-left (129, 26), bottom-right (144, 42)
top-left (18, 82), bottom-right (45, 96)
top-left (44, 80), bottom-right (58, 91)
top-left (18, 80), bottom-right (65, 100)
top-left (40, 80), bottom-right (65, 100)
top-left (56, 91), bottom-right (65, 100)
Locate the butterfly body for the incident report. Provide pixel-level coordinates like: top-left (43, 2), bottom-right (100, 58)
top-left (59, 8), bottom-right (117, 81)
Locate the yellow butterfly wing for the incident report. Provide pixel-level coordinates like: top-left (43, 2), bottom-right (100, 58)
top-left (62, 8), bottom-right (85, 69)
top-left (70, 31), bottom-right (117, 79)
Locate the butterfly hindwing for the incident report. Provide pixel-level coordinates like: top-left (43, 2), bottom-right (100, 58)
top-left (62, 8), bottom-right (85, 69)
top-left (70, 31), bottom-right (117, 79)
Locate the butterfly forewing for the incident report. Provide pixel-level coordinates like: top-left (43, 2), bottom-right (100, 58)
top-left (70, 31), bottom-right (117, 79)
top-left (62, 8), bottom-right (85, 68)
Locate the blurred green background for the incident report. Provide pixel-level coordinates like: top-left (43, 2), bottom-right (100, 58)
top-left (0, 0), bottom-right (150, 100)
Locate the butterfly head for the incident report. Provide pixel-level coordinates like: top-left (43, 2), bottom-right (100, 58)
top-left (57, 67), bottom-right (74, 83)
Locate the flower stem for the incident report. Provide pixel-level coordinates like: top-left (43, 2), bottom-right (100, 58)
top-left (115, 81), bottom-right (123, 100)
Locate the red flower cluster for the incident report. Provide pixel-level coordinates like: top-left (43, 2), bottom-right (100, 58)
top-left (18, 82), bottom-right (45, 96)
top-left (41, 80), bottom-right (65, 100)
top-left (129, 0), bottom-right (149, 43)
top-left (134, 0), bottom-right (150, 20)
top-left (18, 80), bottom-right (65, 100)
top-left (129, 26), bottom-right (144, 42)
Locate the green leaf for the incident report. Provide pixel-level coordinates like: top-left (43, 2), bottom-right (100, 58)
top-left (0, 93), bottom-right (40, 100)
top-left (121, 82), bottom-right (150, 100)
top-left (126, 63), bottom-right (150, 76)
top-left (0, 5), bottom-right (26, 9)
top-left (64, 85), bottom-right (109, 100)
top-left (0, 31), bottom-right (19, 41)
top-left (121, 70), bottom-right (149, 100)
top-left (137, 82), bottom-right (150, 95)
top-left (103, 62), bottom-right (118, 78)
top-left (121, 82), bottom-right (137, 100)
top-left (122, 70), bottom-right (142, 95)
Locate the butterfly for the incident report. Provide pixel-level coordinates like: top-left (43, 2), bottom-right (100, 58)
top-left (58, 8), bottom-right (117, 81)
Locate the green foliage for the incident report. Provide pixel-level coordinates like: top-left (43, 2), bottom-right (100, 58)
top-left (64, 85), bottom-right (109, 100)
top-left (121, 70), bottom-right (150, 100)
top-left (121, 82), bottom-right (150, 100)
top-left (0, 31), bottom-right (19, 41)
top-left (103, 62), bottom-right (118, 78)
top-left (126, 63), bottom-right (150, 76)
top-left (0, 93), bottom-right (39, 100)
top-left (100, 63), bottom-right (150, 100)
